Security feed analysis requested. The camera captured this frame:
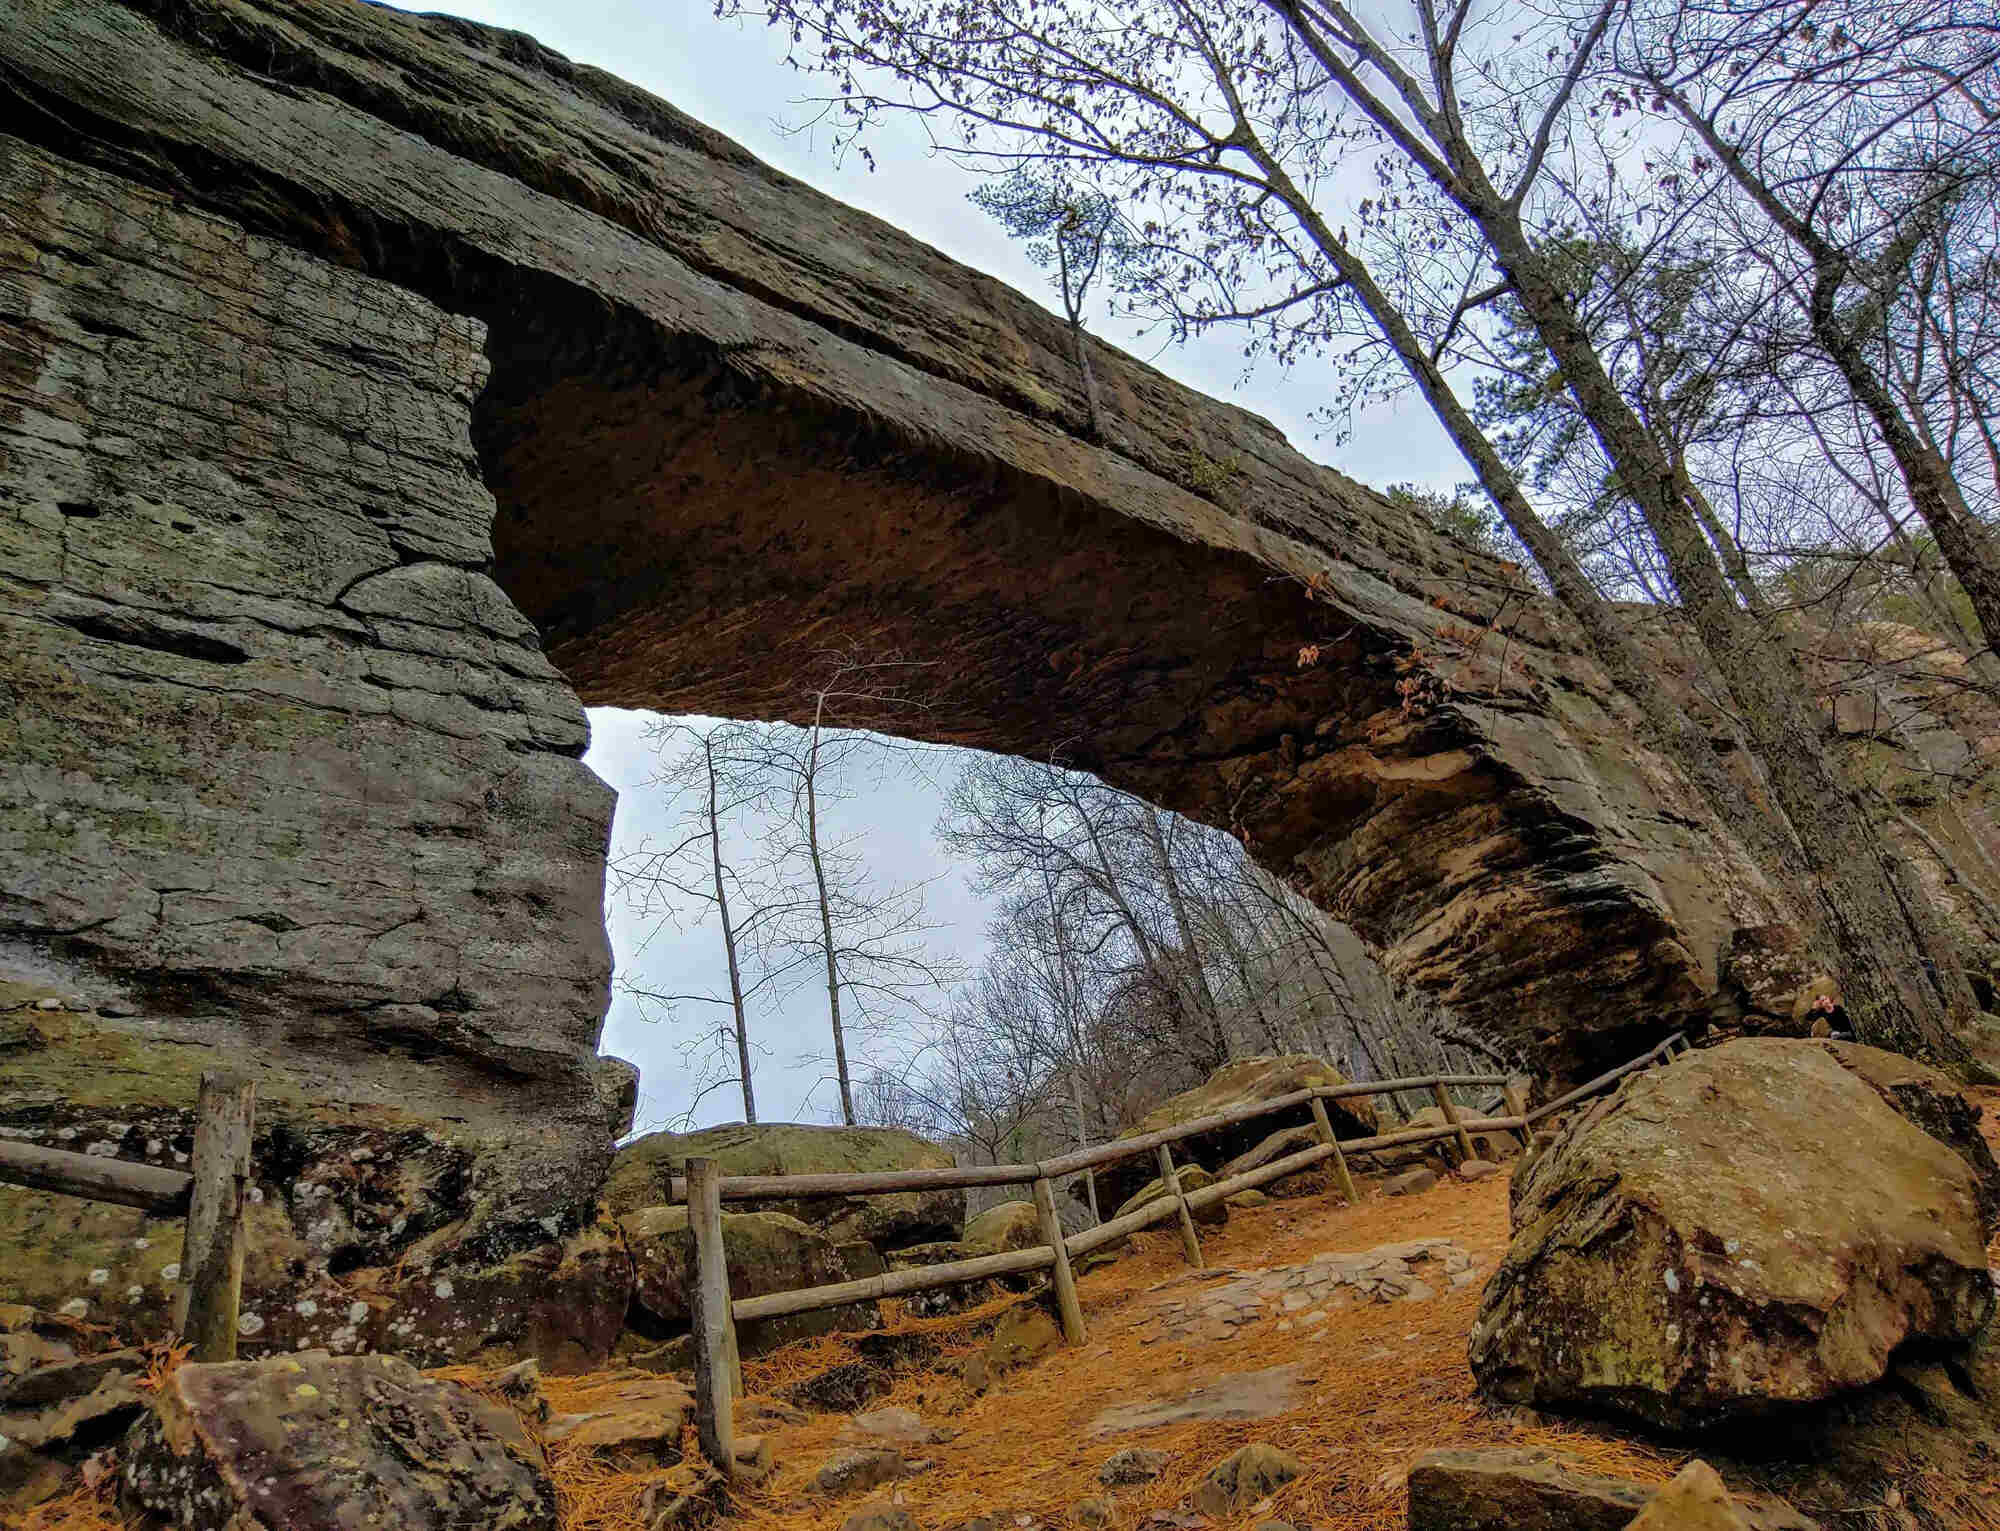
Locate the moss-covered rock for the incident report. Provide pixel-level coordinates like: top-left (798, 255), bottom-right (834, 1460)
top-left (961, 1201), bottom-right (1043, 1254)
top-left (1100, 1057), bottom-right (1373, 1208)
top-left (604, 1123), bottom-right (962, 1252)
top-left (1470, 1039), bottom-right (2000, 1429)
top-left (1112, 1164), bottom-right (1227, 1227)
top-left (619, 1205), bottom-right (882, 1354)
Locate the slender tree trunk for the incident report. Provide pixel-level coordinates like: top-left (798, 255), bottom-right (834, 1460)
top-left (1141, 810), bottom-right (1228, 1059)
top-left (1065, 1069), bottom-right (1099, 1220)
top-left (1070, 318), bottom-right (1105, 443)
top-left (705, 741), bottom-right (757, 1124)
top-left (1816, 293), bottom-right (2000, 649)
top-left (1251, 157), bottom-right (1830, 944)
top-left (803, 730), bottom-right (856, 1125)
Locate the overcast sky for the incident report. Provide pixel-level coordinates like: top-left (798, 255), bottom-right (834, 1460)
top-left (410, 0), bottom-right (1461, 1134)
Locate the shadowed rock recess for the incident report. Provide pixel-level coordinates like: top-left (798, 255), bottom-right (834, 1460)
top-left (3, 1), bottom-right (1807, 1269)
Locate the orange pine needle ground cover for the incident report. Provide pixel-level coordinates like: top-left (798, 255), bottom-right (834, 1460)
top-left (488, 1174), bottom-right (1696, 1531)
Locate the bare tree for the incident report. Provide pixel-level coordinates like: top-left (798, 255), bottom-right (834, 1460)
top-left (610, 719), bottom-right (800, 1124)
top-left (1610, 0), bottom-right (2000, 645)
top-left (739, 652), bottom-right (963, 1123)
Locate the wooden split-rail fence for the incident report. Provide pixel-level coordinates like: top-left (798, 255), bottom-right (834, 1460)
top-left (673, 1032), bottom-right (1690, 1474)
top-left (0, 1034), bottom-right (1692, 1461)
top-left (0, 1070), bottom-right (253, 1362)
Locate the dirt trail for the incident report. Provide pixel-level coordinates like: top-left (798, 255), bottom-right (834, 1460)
top-left (719, 1175), bottom-right (1687, 1531)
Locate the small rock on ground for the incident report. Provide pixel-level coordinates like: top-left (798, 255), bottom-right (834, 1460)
top-left (1192, 1443), bottom-right (1301, 1517)
top-left (817, 1447), bottom-right (906, 1496)
top-left (1100, 1447), bottom-right (1172, 1485)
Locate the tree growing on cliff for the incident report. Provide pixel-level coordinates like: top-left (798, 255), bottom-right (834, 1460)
top-left (969, 168), bottom-right (1143, 439)
top-left (722, 0), bottom-right (1978, 1065)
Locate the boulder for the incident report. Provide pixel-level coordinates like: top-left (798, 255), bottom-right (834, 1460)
top-left (1099, 1057), bottom-right (1376, 1207)
top-left (366, 1216), bottom-right (634, 1371)
top-left (1230, 1188), bottom-right (1272, 1208)
top-left (1471, 1040), bottom-right (2000, 1430)
top-left (121, 1351), bottom-right (556, 1531)
top-left (884, 1241), bottom-right (994, 1318)
top-left (842, 1407), bottom-right (951, 1448)
top-left (1190, 1442), bottom-right (1301, 1517)
top-left (605, 1124), bottom-right (962, 1252)
top-left (963, 1304), bottom-right (1066, 1393)
top-left (1383, 1167), bottom-right (1437, 1197)
top-left (620, 1204), bottom-right (882, 1353)
top-left (1958, 1014), bottom-right (2000, 1084)
top-left (1625, 1462), bottom-right (1751, 1531)
top-left (962, 1200), bottom-right (1045, 1253)
top-left (1406, 1448), bottom-right (1815, 1531)
top-left (1455, 1159), bottom-right (1502, 1183)
top-left (542, 1376), bottom-right (694, 1469)
top-left (1114, 1165), bottom-right (1228, 1228)
top-left (1406, 1447), bottom-right (1648, 1531)
top-left (0, 1332), bottom-right (145, 1513)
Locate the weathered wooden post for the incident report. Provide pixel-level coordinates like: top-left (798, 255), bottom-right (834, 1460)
top-left (1431, 1081), bottom-right (1476, 1166)
top-left (1502, 1078), bottom-right (1532, 1150)
top-left (1031, 1175), bottom-right (1087, 1345)
top-left (687, 1156), bottom-right (740, 1473)
top-left (1153, 1144), bottom-right (1204, 1269)
top-left (1309, 1095), bottom-right (1358, 1205)
top-left (173, 1071), bottom-right (254, 1363)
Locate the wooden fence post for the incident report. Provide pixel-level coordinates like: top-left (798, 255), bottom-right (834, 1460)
top-left (1309, 1096), bottom-right (1358, 1206)
top-left (1502, 1079), bottom-right (1532, 1149)
top-left (687, 1157), bottom-right (740, 1474)
top-left (1031, 1175), bottom-right (1086, 1345)
top-left (1431, 1082), bottom-right (1476, 1166)
top-left (173, 1071), bottom-right (253, 1363)
top-left (1153, 1144), bottom-right (1204, 1269)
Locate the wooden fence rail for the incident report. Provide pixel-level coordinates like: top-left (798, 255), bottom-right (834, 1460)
top-left (0, 1070), bottom-right (253, 1362)
top-left (682, 1036), bottom-right (1686, 1474)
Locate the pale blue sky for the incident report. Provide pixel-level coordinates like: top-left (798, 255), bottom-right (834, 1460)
top-left (407, 0), bottom-right (1462, 1131)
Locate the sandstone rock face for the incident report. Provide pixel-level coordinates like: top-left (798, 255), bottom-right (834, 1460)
top-left (607, 1124), bottom-right (963, 1251)
top-left (0, 0), bottom-right (1826, 1114)
top-left (1101, 1057), bottom-right (1374, 1207)
top-left (1470, 1041), bottom-right (2000, 1429)
top-left (121, 1351), bottom-right (556, 1531)
top-left (0, 142), bottom-right (630, 1240)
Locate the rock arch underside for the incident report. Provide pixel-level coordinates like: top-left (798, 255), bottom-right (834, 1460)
top-left (0, 0), bottom-right (1822, 1254)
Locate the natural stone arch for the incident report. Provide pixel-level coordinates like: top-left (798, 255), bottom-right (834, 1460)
top-left (0, 0), bottom-right (1800, 1241)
